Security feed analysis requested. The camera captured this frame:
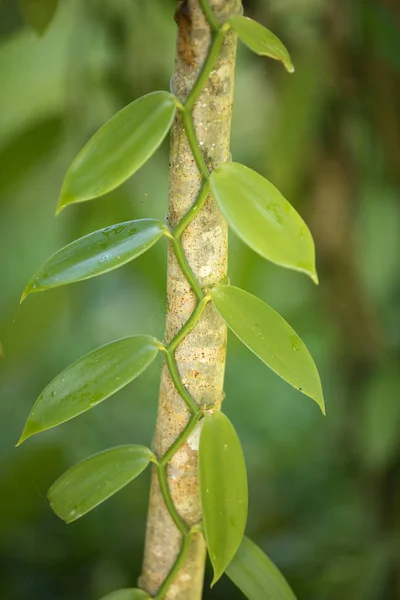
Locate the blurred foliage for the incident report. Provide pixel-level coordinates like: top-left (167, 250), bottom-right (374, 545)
top-left (0, 0), bottom-right (399, 599)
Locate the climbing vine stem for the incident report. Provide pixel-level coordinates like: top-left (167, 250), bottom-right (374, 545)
top-left (147, 1), bottom-right (231, 597)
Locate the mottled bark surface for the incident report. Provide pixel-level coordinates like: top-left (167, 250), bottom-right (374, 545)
top-left (140, 1), bottom-right (240, 598)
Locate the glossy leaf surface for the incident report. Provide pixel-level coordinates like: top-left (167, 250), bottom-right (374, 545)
top-left (18, 0), bottom-right (58, 35)
top-left (211, 286), bottom-right (324, 412)
top-left (21, 219), bottom-right (166, 301)
top-left (228, 15), bottom-right (294, 73)
top-left (18, 336), bottom-right (159, 444)
top-left (57, 91), bottom-right (177, 211)
top-left (199, 411), bottom-right (248, 585)
top-left (48, 445), bottom-right (154, 523)
top-left (210, 163), bottom-right (317, 283)
top-left (99, 590), bottom-right (150, 600)
top-left (226, 536), bottom-right (297, 600)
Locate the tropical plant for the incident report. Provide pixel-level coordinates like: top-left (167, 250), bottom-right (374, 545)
top-left (17, 1), bottom-right (324, 598)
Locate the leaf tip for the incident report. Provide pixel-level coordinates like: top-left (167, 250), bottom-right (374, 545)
top-left (285, 61), bottom-right (295, 74)
top-left (315, 391), bottom-right (326, 415)
top-left (55, 201), bottom-right (66, 216)
top-left (310, 270), bottom-right (319, 285)
top-left (20, 288), bottom-right (29, 304)
top-left (16, 420), bottom-right (40, 446)
top-left (16, 431), bottom-right (28, 447)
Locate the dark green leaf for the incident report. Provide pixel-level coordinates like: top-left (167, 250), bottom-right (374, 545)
top-left (199, 411), bottom-right (248, 586)
top-left (57, 91), bottom-right (177, 212)
top-left (228, 15), bottom-right (294, 73)
top-left (210, 163), bottom-right (317, 283)
top-left (17, 336), bottom-right (160, 444)
top-left (98, 591), bottom-right (150, 600)
top-left (21, 219), bottom-right (166, 301)
top-left (48, 445), bottom-right (155, 523)
top-left (226, 536), bottom-right (297, 600)
top-left (18, 0), bottom-right (58, 35)
top-left (210, 286), bottom-right (324, 412)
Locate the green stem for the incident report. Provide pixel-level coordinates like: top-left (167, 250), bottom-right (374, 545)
top-left (184, 24), bottom-right (229, 112)
top-left (179, 107), bottom-right (209, 179)
top-left (173, 180), bottom-right (210, 240)
top-left (166, 232), bottom-right (204, 301)
top-left (164, 350), bottom-right (198, 414)
top-left (160, 411), bottom-right (202, 467)
top-left (157, 464), bottom-right (188, 536)
top-left (148, 3), bottom-right (231, 598)
top-left (168, 295), bottom-right (210, 353)
top-left (155, 529), bottom-right (195, 600)
top-left (199, 0), bottom-right (220, 33)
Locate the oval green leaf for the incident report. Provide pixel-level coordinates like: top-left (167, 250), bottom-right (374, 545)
top-left (48, 445), bottom-right (155, 523)
top-left (226, 536), bottom-right (297, 600)
top-left (210, 163), bottom-right (317, 283)
top-left (57, 91), bottom-right (177, 212)
top-left (199, 411), bottom-right (248, 586)
top-left (99, 591), bottom-right (150, 600)
top-left (210, 286), bottom-right (324, 412)
top-left (18, 0), bottom-right (58, 35)
top-left (17, 336), bottom-right (160, 444)
top-left (21, 219), bottom-right (166, 301)
top-left (228, 15), bottom-right (294, 73)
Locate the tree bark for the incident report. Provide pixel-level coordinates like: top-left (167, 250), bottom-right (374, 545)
top-left (140, 1), bottom-right (240, 598)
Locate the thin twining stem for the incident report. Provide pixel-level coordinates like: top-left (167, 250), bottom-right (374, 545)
top-left (148, 2), bottom-right (231, 598)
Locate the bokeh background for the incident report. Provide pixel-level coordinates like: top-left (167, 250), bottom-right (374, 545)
top-left (1, 0), bottom-right (400, 598)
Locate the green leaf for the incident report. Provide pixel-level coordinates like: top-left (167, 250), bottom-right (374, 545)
top-left (228, 15), bottom-right (294, 73)
top-left (21, 219), bottom-right (166, 301)
top-left (199, 411), bottom-right (248, 586)
top-left (57, 91), bottom-right (177, 212)
top-left (210, 163), bottom-right (317, 283)
top-left (18, 0), bottom-right (58, 35)
top-left (98, 591), bottom-right (150, 600)
top-left (17, 336), bottom-right (159, 445)
top-left (210, 286), bottom-right (324, 412)
top-left (226, 536), bottom-right (297, 600)
top-left (48, 445), bottom-right (155, 523)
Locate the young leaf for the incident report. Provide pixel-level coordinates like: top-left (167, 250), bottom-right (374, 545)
top-left (57, 91), bottom-right (178, 212)
top-left (17, 336), bottom-right (160, 444)
top-left (199, 411), bottom-right (248, 586)
top-left (18, 0), bottom-right (58, 36)
top-left (210, 286), bottom-right (324, 412)
top-left (21, 219), bottom-right (166, 301)
top-left (98, 590), bottom-right (150, 600)
top-left (228, 15), bottom-right (294, 73)
top-left (48, 445), bottom-right (155, 523)
top-left (226, 536), bottom-right (297, 600)
top-left (210, 163), bottom-right (317, 283)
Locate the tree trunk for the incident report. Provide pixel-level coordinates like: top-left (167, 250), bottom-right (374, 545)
top-left (140, 1), bottom-right (240, 597)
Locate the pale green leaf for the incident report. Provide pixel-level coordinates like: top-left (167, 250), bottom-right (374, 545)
top-left (199, 411), bottom-right (248, 586)
top-left (98, 591), bottom-right (150, 600)
top-left (18, 0), bottom-right (58, 35)
top-left (228, 15), bottom-right (294, 73)
top-left (48, 445), bottom-right (155, 523)
top-left (57, 91), bottom-right (177, 212)
top-left (17, 336), bottom-right (160, 444)
top-left (226, 536), bottom-right (297, 600)
top-left (210, 286), bottom-right (324, 412)
top-left (210, 163), bottom-right (317, 283)
top-left (21, 219), bottom-right (166, 301)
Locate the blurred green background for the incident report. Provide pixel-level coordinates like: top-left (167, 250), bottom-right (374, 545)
top-left (1, 0), bottom-right (400, 598)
